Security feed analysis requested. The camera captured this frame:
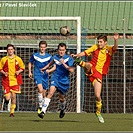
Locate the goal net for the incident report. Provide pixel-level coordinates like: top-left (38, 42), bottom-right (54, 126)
top-left (0, 17), bottom-right (81, 113)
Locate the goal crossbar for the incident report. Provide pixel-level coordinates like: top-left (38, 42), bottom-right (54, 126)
top-left (0, 16), bottom-right (80, 21)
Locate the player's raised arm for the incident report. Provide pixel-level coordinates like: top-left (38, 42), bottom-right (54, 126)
top-left (113, 32), bottom-right (119, 51)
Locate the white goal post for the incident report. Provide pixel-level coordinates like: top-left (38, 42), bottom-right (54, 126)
top-left (0, 16), bottom-right (81, 113)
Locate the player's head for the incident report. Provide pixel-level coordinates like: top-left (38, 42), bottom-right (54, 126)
top-left (39, 41), bottom-right (47, 53)
top-left (58, 43), bottom-right (67, 57)
top-left (6, 44), bottom-right (15, 56)
top-left (97, 35), bottom-right (107, 49)
top-left (39, 41), bottom-right (47, 47)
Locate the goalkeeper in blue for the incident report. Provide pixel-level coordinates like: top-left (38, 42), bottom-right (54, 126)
top-left (28, 41), bottom-right (53, 116)
top-left (38, 43), bottom-right (75, 119)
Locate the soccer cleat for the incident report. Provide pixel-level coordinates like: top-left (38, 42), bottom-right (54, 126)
top-left (37, 107), bottom-right (42, 114)
top-left (95, 113), bottom-right (104, 123)
top-left (59, 109), bottom-right (65, 118)
top-left (38, 111), bottom-right (45, 119)
top-left (74, 57), bottom-right (82, 66)
top-left (9, 113), bottom-right (15, 117)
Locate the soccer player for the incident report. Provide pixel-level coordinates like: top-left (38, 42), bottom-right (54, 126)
top-left (28, 41), bottom-right (53, 115)
top-left (0, 44), bottom-right (25, 117)
top-left (71, 33), bottom-right (119, 123)
top-left (38, 43), bottom-right (75, 119)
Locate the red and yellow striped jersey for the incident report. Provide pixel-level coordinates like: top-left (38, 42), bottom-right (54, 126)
top-left (84, 44), bottom-right (115, 75)
top-left (0, 55), bottom-right (25, 87)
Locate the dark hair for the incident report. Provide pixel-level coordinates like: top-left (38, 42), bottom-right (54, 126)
top-left (6, 44), bottom-right (15, 50)
top-left (58, 43), bottom-right (66, 50)
top-left (97, 35), bottom-right (107, 42)
top-left (39, 41), bottom-right (47, 47)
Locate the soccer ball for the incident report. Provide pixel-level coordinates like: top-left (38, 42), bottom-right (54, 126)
top-left (60, 26), bottom-right (70, 36)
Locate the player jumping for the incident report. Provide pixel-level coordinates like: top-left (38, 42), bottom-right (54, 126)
top-left (71, 33), bottom-right (119, 123)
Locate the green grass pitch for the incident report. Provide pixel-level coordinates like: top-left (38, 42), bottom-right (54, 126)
top-left (0, 112), bottom-right (132, 131)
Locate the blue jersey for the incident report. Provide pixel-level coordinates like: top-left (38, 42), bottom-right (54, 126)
top-left (29, 52), bottom-right (53, 89)
top-left (29, 52), bottom-right (53, 76)
top-left (50, 54), bottom-right (74, 94)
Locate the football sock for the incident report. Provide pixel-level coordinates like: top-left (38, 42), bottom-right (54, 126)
top-left (42, 97), bottom-right (45, 106)
top-left (79, 61), bottom-right (85, 67)
top-left (42, 97), bottom-right (51, 113)
top-left (10, 104), bottom-right (16, 114)
top-left (59, 100), bottom-right (66, 110)
top-left (38, 93), bottom-right (43, 108)
top-left (96, 100), bottom-right (102, 115)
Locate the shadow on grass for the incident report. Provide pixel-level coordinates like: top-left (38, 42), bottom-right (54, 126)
top-left (32, 119), bottom-right (80, 123)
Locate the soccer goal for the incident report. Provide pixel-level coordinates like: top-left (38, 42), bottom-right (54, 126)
top-left (0, 17), bottom-right (81, 113)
